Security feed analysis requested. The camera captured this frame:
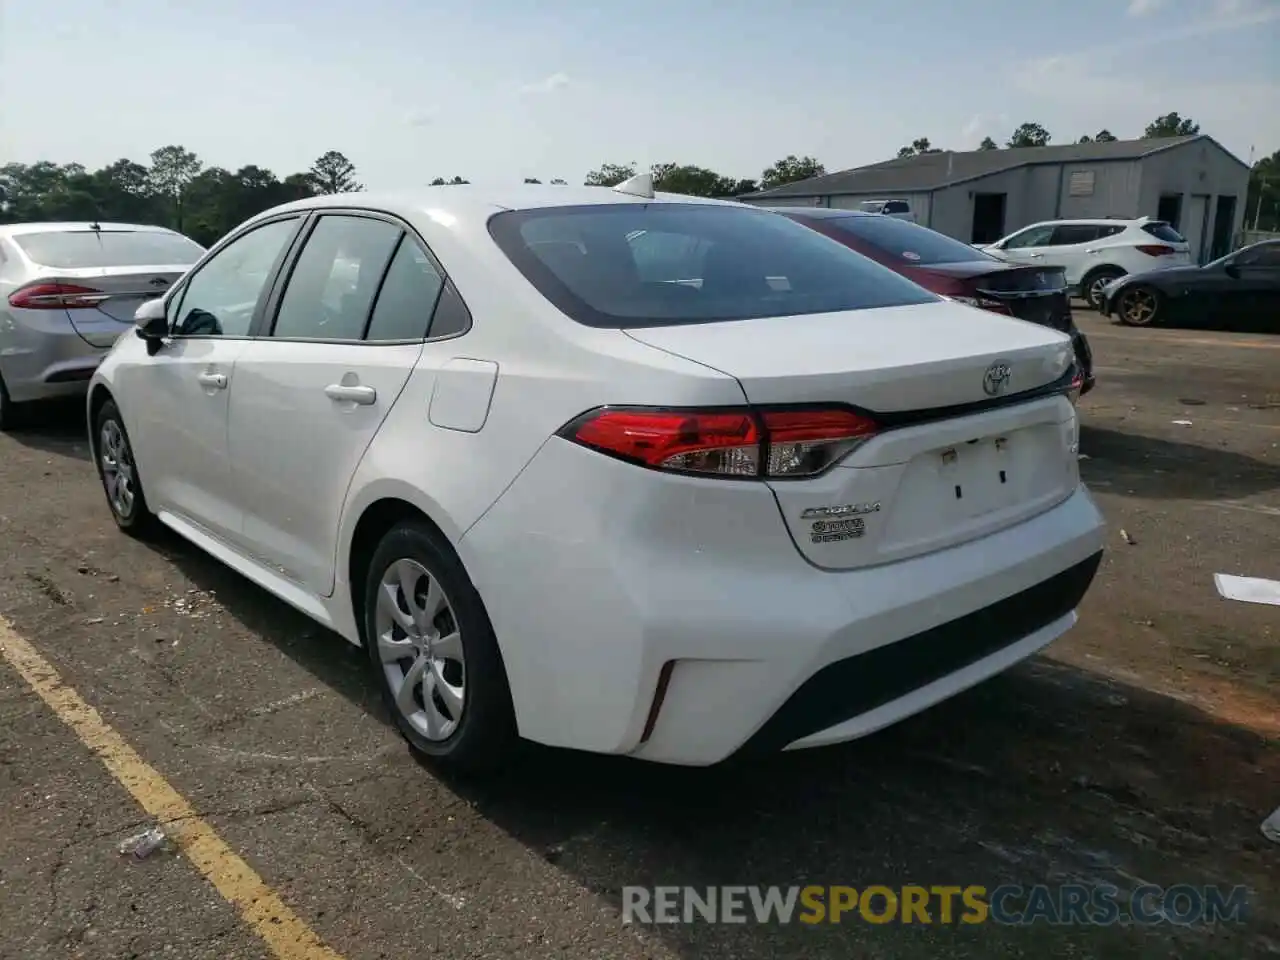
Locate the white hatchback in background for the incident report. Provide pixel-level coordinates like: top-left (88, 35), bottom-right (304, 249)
top-left (0, 222), bottom-right (205, 428)
top-left (87, 178), bottom-right (1105, 772)
top-left (981, 217), bottom-right (1192, 310)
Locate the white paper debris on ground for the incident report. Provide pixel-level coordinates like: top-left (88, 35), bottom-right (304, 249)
top-left (1213, 574), bottom-right (1280, 607)
top-left (1262, 806), bottom-right (1280, 844)
top-left (1171, 419), bottom-right (1193, 426)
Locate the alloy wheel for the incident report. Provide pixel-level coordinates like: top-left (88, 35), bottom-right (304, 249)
top-left (1087, 274), bottom-right (1116, 310)
top-left (99, 420), bottom-right (136, 518)
top-left (374, 558), bottom-right (466, 741)
top-left (1119, 287), bottom-right (1158, 326)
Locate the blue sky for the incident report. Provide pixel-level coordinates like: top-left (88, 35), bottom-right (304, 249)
top-left (3, 0), bottom-right (1277, 188)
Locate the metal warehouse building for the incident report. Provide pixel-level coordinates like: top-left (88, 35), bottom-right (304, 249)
top-left (740, 135), bottom-right (1250, 264)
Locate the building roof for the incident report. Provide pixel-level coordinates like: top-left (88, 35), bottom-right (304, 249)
top-left (740, 135), bottom-right (1236, 200)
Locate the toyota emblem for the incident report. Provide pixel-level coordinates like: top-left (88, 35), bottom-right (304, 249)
top-left (983, 360), bottom-right (1012, 397)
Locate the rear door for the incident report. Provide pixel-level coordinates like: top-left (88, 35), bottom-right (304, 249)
top-left (1041, 224), bottom-right (1105, 285)
top-left (227, 212), bottom-right (450, 596)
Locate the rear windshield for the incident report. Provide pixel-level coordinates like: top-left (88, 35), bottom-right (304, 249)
top-left (814, 214), bottom-right (994, 266)
top-left (1141, 221), bottom-right (1185, 243)
top-left (13, 230), bottom-right (205, 268)
top-left (487, 204), bottom-right (936, 328)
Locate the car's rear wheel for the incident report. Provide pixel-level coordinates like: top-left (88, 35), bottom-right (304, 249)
top-left (94, 400), bottom-right (157, 536)
top-left (1116, 285), bottom-right (1162, 327)
top-left (1083, 267), bottom-right (1125, 311)
top-left (363, 521), bottom-right (516, 773)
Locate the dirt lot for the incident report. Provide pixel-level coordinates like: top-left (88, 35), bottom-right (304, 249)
top-left (0, 313), bottom-right (1277, 960)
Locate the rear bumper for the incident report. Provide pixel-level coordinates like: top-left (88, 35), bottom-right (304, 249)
top-left (462, 436), bottom-right (1107, 766)
top-left (0, 322), bottom-right (107, 402)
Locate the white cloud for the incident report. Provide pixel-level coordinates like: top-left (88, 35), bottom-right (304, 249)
top-left (519, 72), bottom-right (570, 95)
top-left (1127, 0), bottom-right (1165, 15)
top-left (405, 107), bottom-right (439, 127)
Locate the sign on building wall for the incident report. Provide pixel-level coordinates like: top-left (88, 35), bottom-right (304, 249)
top-left (1068, 170), bottom-right (1096, 197)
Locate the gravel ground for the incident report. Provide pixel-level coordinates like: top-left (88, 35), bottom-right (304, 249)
top-left (0, 312), bottom-right (1276, 960)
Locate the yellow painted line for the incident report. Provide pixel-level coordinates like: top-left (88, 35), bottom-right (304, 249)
top-left (0, 618), bottom-right (345, 960)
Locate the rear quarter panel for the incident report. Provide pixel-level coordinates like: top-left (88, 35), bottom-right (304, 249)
top-left (333, 211), bottom-right (746, 599)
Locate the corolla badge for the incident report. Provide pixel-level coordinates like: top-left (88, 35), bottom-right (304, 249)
top-left (983, 360), bottom-right (1012, 397)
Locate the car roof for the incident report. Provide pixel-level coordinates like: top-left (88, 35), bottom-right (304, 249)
top-left (762, 207), bottom-right (876, 219)
top-left (1021, 217), bottom-right (1150, 228)
top-left (265, 185), bottom-right (744, 221)
top-left (0, 221), bottom-right (182, 236)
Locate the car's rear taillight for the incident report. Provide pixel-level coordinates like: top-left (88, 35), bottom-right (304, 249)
top-left (1067, 371), bottom-right (1084, 406)
top-left (7, 282), bottom-right (105, 310)
top-left (1134, 244), bottom-right (1177, 257)
top-left (559, 406), bottom-right (878, 479)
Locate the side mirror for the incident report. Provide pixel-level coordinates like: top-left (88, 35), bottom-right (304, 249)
top-left (134, 298), bottom-right (168, 355)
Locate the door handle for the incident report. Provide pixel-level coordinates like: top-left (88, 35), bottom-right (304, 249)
top-left (196, 372), bottom-right (227, 389)
top-left (1027, 252), bottom-right (1044, 259)
top-left (324, 383), bottom-right (377, 405)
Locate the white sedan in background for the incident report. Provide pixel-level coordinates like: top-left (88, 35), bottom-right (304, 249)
top-left (87, 178), bottom-right (1105, 771)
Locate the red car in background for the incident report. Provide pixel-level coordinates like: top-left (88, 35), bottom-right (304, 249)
top-left (772, 208), bottom-right (1094, 395)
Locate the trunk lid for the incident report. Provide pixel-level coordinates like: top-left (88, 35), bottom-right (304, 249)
top-left (625, 300), bottom-right (1080, 570)
top-left (624, 299), bottom-right (1074, 413)
top-left (36, 265), bottom-right (186, 347)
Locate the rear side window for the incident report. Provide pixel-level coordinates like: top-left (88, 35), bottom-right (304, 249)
top-left (365, 237), bottom-right (446, 341)
top-left (1048, 225), bottom-right (1101, 246)
top-left (13, 230), bottom-right (205, 268)
top-left (883, 201), bottom-right (911, 214)
top-left (1141, 222), bottom-right (1185, 243)
top-left (817, 215), bottom-right (993, 265)
top-left (488, 204), bottom-right (936, 328)
top-left (271, 215), bottom-right (401, 340)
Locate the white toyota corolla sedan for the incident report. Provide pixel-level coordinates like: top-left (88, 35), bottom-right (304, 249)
top-left (87, 177), bottom-right (1105, 771)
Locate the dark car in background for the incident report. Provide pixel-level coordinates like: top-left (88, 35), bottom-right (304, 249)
top-left (1098, 239), bottom-right (1280, 329)
top-left (771, 208), bottom-right (1094, 395)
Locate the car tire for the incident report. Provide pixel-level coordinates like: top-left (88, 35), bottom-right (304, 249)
top-left (1083, 267), bottom-right (1125, 311)
top-left (1115, 285), bottom-right (1162, 327)
top-left (93, 399), bottom-right (158, 537)
top-left (0, 374), bottom-right (20, 432)
top-left (363, 521), bottom-right (516, 774)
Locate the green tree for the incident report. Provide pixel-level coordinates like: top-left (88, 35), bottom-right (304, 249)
top-left (978, 137), bottom-right (998, 150)
top-left (523, 177), bottom-right (542, 184)
top-left (1143, 113), bottom-right (1199, 139)
top-left (550, 178), bottom-right (568, 185)
top-left (1095, 129), bottom-right (1117, 142)
top-left (759, 155), bottom-right (824, 190)
top-left (896, 138), bottom-right (943, 159)
top-left (650, 163), bottom-right (744, 198)
top-left (308, 150), bottom-right (362, 194)
top-left (1007, 123), bottom-right (1051, 148)
top-left (149, 145), bottom-right (202, 230)
top-left (583, 163), bottom-right (637, 187)
top-left (1247, 148), bottom-right (1280, 232)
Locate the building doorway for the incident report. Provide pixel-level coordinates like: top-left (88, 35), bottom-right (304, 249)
top-left (1210, 195), bottom-right (1237, 260)
top-left (1157, 194), bottom-right (1183, 229)
top-left (971, 193), bottom-right (1006, 243)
